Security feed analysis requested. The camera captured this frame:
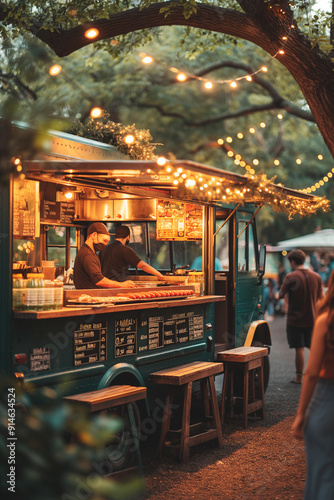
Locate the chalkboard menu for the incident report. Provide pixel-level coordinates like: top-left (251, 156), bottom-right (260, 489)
top-left (42, 200), bottom-right (75, 224)
top-left (148, 312), bottom-right (203, 350)
top-left (30, 347), bottom-right (51, 372)
top-left (115, 318), bottom-right (137, 357)
top-left (13, 179), bottom-right (39, 239)
top-left (74, 321), bottom-right (107, 366)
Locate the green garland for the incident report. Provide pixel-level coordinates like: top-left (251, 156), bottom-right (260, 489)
top-left (68, 112), bottom-right (161, 160)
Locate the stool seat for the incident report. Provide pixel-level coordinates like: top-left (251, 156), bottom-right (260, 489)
top-left (64, 385), bottom-right (147, 476)
top-left (150, 361), bottom-right (224, 461)
top-left (217, 346), bottom-right (268, 429)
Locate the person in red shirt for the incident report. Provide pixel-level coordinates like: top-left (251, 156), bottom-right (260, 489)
top-left (279, 249), bottom-right (323, 384)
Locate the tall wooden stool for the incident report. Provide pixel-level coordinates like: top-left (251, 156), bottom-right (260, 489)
top-left (149, 361), bottom-right (224, 461)
top-left (217, 346), bottom-right (268, 429)
top-left (64, 385), bottom-right (147, 475)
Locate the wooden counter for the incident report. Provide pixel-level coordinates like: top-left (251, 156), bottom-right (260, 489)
top-left (13, 295), bottom-right (226, 319)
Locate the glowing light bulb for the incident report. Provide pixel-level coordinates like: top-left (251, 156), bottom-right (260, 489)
top-left (176, 73), bottom-right (187, 82)
top-left (217, 138), bottom-right (224, 145)
top-left (49, 64), bottom-right (62, 76)
top-left (157, 157), bottom-right (167, 166)
top-left (237, 133), bottom-right (243, 139)
top-left (64, 191), bottom-right (74, 200)
top-left (318, 155), bottom-right (323, 160)
top-left (90, 107), bottom-right (103, 118)
top-left (261, 66), bottom-right (268, 72)
top-left (230, 81), bottom-right (237, 88)
top-left (274, 159), bottom-right (280, 165)
top-left (246, 75), bottom-right (252, 82)
top-left (226, 137), bottom-right (233, 143)
top-left (84, 28), bottom-right (99, 39)
top-left (279, 50), bottom-right (285, 55)
top-left (204, 81), bottom-right (213, 89)
top-left (249, 128), bottom-right (255, 134)
top-left (253, 159), bottom-right (259, 165)
top-left (277, 114), bottom-right (283, 119)
top-left (260, 122), bottom-right (266, 128)
top-left (124, 134), bottom-right (135, 144)
top-left (296, 158), bottom-right (302, 165)
top-left (142, 56), bottom-right (153, 64)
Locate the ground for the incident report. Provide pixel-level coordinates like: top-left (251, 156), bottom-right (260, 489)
top-left (138, 315), bottom-right (307, 500)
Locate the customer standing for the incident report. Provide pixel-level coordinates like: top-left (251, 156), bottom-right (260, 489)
top-left (292, 270), bottom-right (334, 500)
top-left (279, 249), bottom-right (323, 384)
top-left (73, 222), bottom-right (135, 289)
top-left (100, 225), bottom-right (166, 282)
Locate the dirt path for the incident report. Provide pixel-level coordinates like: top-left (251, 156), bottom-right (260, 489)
top-left (139, 316), bottom-right (306, 500)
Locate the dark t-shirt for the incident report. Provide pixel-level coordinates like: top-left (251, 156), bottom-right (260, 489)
top-left (73, 243), bottom-right (104, 289)
top-left (279, 268), bottom-right (323, 327)
top-left (100, 240), bottom-right (141, 281)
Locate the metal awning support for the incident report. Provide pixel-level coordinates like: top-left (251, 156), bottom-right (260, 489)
top-left (237, 205), bottom-right (263, 239)
top-left (214, 204), bottom-right (241, 237)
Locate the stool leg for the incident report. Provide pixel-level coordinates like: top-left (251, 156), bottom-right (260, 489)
top-left (180, 382), bottom-right (192, 462)
top-left (158, 389), bottom-right (174, 455)
top-left (127, 403), bottom-right (144, 477)
top-left (259, 360), bottom-right (265, 420)
top-left (221, 364), bottom-right (229, 424)
top-left (200, 379), bottom-right (210, 419)
top-left (208, 375), bottom-right (223, 448)
top-left (243, 363), bottom-right (249, 429)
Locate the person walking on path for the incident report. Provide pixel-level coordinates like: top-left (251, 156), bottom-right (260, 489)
top-left (292, 270), bottom-right (334, 500)
top-left (278, 249), bottom-right (323, 384)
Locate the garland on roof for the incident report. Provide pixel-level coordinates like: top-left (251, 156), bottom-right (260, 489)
top-left (68, 112), bottom-right (160, 160)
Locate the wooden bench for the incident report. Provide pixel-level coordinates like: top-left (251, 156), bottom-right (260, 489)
top-left (149, 361), bottom-right (224, 461)
top-left (64, 385), bottom-right (147, 475)
top-left (217, 346), bottom-right (268, 429)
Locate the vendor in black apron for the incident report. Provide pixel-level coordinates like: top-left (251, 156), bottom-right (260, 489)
top-left (73, 222), bottom-right (135, 289)
top-left (100, 225), bottom-right (166, 282)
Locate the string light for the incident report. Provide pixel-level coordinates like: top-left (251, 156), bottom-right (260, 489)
top-left (84, 28), bottom-right (99, 39)
top-left (49, 64), bottom-right (62, 76)
top-left (90, 107), bottom-right (103, 118)
top-left (139, 25), bottom-right (293, 88)
top-left (124, 134), bottom-right (135, 144)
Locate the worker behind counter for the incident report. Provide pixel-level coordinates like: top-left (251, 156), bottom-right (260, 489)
top-left (100, 225), bottom-right (166, 282)
top-left (73, 222), bottom-right (135, 289)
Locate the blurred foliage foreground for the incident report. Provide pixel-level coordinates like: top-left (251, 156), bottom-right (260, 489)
top-left (0, 383), bottom-right (145, 500)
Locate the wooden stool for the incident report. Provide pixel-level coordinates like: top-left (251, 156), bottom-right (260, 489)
top-left (149, 361), bottom-right (224, 461)
top-left (64, 385), bottom-right (147, 475)
top-left (217, 347), bottom-right (268, 429)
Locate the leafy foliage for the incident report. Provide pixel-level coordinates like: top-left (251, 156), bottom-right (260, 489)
top-left (0, 383), bottom-right (145, 499)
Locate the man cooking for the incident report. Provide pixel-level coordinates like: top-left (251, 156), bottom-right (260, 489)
top-left (73, 222), bottom-right (135, 289)
top-left (100, 225), bottom-right (166, 282)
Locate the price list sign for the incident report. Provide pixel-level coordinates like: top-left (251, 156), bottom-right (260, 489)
top-left (30, 347), bottom-right (51, 372)
top-left (74, 322), bottom-right (107, 366)
top-left (147, 312), bottom-right (204, 350)
top-left (115, 318), bottom-right (137, 358)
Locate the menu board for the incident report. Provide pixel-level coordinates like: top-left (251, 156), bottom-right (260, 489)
top-left (74, 321), bottom-right (107, 366)
top-left (148, 312), bottom-right (203, 350)
top-left (13, 179), bottom-right (39, 238)
top-left (30, 347), bottom-right (51, 372)
top-left (115, 318), bottom-right (137, 358)
top-left (156, 200), bottom-right (203, 240)
top-left (42, 200), bottom-right (75, 224)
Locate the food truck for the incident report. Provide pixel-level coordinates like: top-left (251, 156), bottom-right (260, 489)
top-left (1, 122), bottom-right (326, 410)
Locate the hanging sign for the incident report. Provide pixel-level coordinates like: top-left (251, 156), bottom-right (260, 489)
top-left (156, 200), bottom-right (203, 240)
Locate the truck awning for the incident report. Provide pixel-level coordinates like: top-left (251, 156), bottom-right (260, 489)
top-left (22, 158), bottom-right (330, 219)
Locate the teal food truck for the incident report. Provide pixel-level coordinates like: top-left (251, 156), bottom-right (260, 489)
top-left (0, 122), bottom-right (324, 430)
